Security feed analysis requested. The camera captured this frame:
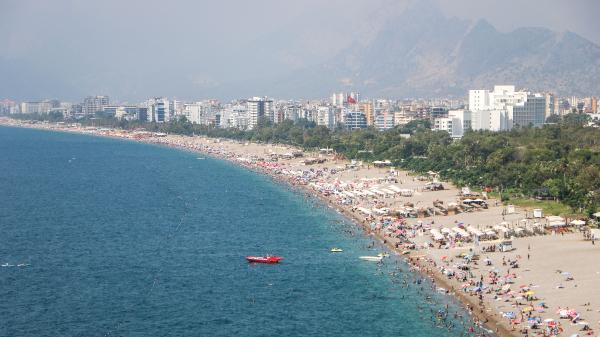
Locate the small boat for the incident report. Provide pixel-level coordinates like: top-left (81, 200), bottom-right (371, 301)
top-left (378, 253), bottom-right (389, 257)
top-left (330, 248), bottom-right (343, 253)
top-left (359, 256), bottom-right (383, 262)
top-left (246, 256), bottom-right (283, 264)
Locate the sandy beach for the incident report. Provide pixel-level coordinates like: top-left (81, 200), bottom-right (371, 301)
top-left (3, 118), bottom-right (599, 337)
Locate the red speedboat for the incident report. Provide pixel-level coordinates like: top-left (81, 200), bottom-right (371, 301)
top-left (246, 256), bottom-right (283, 264)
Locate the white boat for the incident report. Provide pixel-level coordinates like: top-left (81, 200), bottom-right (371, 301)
top-left (359, 256), bottom-right (383, 262)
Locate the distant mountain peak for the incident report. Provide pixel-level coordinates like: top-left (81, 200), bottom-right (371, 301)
top-left (269, 7), bottom-right (600, 98)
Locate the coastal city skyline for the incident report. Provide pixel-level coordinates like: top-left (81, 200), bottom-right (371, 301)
top-left (2, 85), bottom-right (599, 137)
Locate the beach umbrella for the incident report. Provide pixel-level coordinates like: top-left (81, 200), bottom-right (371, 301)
top-left (544, 318), bottom-right (554, 323)
top-left (503, 312), bottom-right (516, 319)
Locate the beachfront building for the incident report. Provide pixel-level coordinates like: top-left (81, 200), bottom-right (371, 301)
top-left (82, 95), bottom-right (109, 115)
top-left (359, 102), bottom-right (375, 126)
top-left (282, 104), bottom-right (302, 122)
top-left (104, 106), bottom-right (139, 120)
top-left (316, 106), bottom-right (335, 129)
top-left (512, 93), bottom-right (547, 127)
top-left (430, 107), bottom-right (448, 118)
top-left (469, 85), bottom-right (549, 131)
top-left (374, 110), bottom-right (395, 130)
top-left (394, 109), bottom-right (418, 126)
top-left (220, 103), bottom-right (248, 129)
top-left (432, 109), bottom-right (471, 138)
top-left (184, 102), bottom-right (215, 125)
top-left (0, 99), bottom-right (18, 115)
top-left (331, 92), bottom-right (346, 107)
top-left (19, 101), bottom-right (56, 114)
top-left (344, 111), bottom-right (367, 130)
top-left (471, 109), bottom-right (511, 131)
top-left (247, 97), bottom-right (273, 129)
top-left (147, 97), bottom-right (170, 123)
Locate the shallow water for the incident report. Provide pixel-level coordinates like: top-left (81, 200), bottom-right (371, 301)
top-left (0, 126), bottom-right (484, 336)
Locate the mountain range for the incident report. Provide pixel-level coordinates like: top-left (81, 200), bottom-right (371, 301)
top-left (261, 1), bottom-right (600, 99)
top-left (2, 0), bottom-right (599, 101)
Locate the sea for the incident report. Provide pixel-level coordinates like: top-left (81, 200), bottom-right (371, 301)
top-left (0, 126), bottom-right (485, 337)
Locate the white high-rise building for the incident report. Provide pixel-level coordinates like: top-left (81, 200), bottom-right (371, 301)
top-left (468, 85), bottom-right (546, 131)
top-left (220, 104), bottom-right (248, 129)
top-left (469, 85), bottom-right (527, 113)
top-left (247, 97), bottom-right (273, 129)
top-left (432, 110), bottom-right (471, 138)
top-left (184, 102), bottom-right (214, 125)
top-left (146, 97), bottom-right (170, 123)
top-left (316, 106), bottom-right (335, 129)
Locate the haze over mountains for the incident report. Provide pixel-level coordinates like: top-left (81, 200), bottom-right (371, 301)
top-left (259, 2), bottom-right (600, 99)
top-left (1, 0), bottom-right (599, 101)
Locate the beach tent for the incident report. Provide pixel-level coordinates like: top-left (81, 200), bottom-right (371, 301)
top-left (357, 207), bottom-right (372, 215)
top-left (452, 227), bottom-right (469, 237)
top-left (370, 189), bottom-right (386, 196)
top-left (430, 229), bottom-right (445, 241)
top-left (547, 215), bottom-right (566, 227)
top-left (380, 188), bottom-right (396, 195)
top-left (362, 190), bottom-right (376, 196)
top-left (466, 226), bottom-right (484, 237)
top-left (372, 208), bottom-right (389, 215)
top-left (514, 227), bottom-right (525, 236)
top-left (485, 230), bottom-right (497, 238)
top-left (494, 225), bottom-right (509, 234)
top-left (399, 189), bottom-right (413, 196)
top-left (570, 219), bottom-right (586, 226)
top-left (388, 185), bottom-right (402, 193)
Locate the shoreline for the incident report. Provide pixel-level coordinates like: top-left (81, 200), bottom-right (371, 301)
top-left (3, 118), bottom-right (597, 337)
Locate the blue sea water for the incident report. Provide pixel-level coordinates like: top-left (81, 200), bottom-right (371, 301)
top-left (0, 126), bottom-right (483, 337)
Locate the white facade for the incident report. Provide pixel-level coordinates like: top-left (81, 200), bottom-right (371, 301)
top-left (184, 102), bottom-right (214, 125)
top-left (316, 106), bottom-right (334, 129)
top-left (220, 104), bottom-right (248, 129)
top-left (471, 109), bottom-right (512, 131)
top-left (19, 101), bottom-right (53, 114)
top-left (146, 97), bottom-right (170, 123)
top-left (374, 111), bottom-right (395, 130)
top-left (247, 97), bottom-right (273, 129)
top-left (468, 85), bottom-right (530, 131)
top-left (433, 109), bottom-right (472, 137)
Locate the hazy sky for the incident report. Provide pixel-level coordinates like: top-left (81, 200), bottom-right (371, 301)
top-left (1, 0), bottom-right (599, 101)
